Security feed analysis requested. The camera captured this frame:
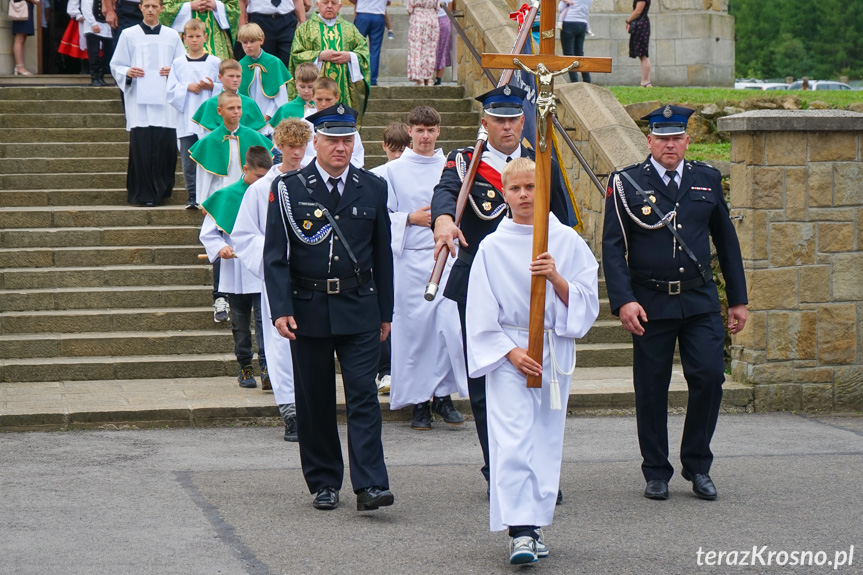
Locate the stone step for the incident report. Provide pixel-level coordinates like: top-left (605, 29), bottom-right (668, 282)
top-left (0, 245), bottom-right (203, 269)
top-left (0, 157), bottom-right (167, 175)
top-left (0, 172), bottom-right (185, 191)
top-left (574, 343), bottom-right (632, 367)
top-left (0, 307), bottom-right (223, 335)
top-left (0, 264), bottom-right (210, 290)
top-left (0, 113), bottom-right (127, 129)
top-left (0, 225), bottom-right (200, 249)
top-left (0, 128), bottom-right (129, 144)
top-left (0, 86), bottom-right (121, 100)
top-left (0, 353), bottom-right (240, 383)
top-left (576, 320), bottom-right (629, 344)
top-left (1, 99), bottom-right (125, 114)
top-left (0, 285), bottom-right (213, 312)
top-left (365, 98), bottom-right (471, 113)
top-left (0, 142), bottom-right (129, 159)
top-left (361, 111), bottom-right (479, 128)
top-left (368, 85), bottom-right (464, 100)
top-left (0, 205), bottom-right (202, 230)
top-left (0, 329), bottom-right (235, 359)
top-left (359, 125), bottom-right (479, 142)
top-left (0, 188), bottom-right (187, 207)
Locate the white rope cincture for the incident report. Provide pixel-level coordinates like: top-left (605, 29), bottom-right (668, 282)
top-left (613, 172), bottom-right (675, 230)
top-left (279, 179), bottom-right (332, 245)
top-left (502, 325), bottom-right (576, 411)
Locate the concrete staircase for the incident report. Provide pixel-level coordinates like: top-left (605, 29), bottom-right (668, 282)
top-left (0, 80), bottom-right (632, 393)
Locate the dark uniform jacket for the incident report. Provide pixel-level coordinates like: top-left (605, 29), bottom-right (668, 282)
top-left (601, 156), bottom-right (747, 320)
top-left (263, 161), bottom-right (394, 338)
top-left (430, 144), bottom-right (570, 304)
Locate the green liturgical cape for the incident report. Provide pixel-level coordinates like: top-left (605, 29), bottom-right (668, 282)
top-left (289, 13), bottom-right (370, 125)
top-left (192, 91), bottom-right (268, 132)
top-left (268, 96), bottom-right (310, 128)
top-left (159, 0), bottom-right (239, 60)
top-left (200, 176), bottom-right (249, 233)
top-left (239, 50), bottom-right (292, 99)
top-left (189, 123), bottom-right (273, 177)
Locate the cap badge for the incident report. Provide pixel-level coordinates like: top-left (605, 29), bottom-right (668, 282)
top-left (662, 105), bottom-right (673, 118)
top-left (503, 85), bottom-right (511, 96)
top-left (337, 104), bottom-right (345, 114)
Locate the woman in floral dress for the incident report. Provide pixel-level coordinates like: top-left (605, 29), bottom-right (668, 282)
top-left (407, 0), bottom-right (439, 85)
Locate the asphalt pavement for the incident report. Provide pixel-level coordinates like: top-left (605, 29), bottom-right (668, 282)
top-left (1, 412), bottom-right (862, 575)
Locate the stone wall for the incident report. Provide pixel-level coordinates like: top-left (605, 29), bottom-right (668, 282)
top-left (718, 111), bottom-right (863, 412)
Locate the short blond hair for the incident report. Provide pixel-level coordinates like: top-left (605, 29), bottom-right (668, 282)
top-left (501, 157), bottom-right (535, 188)
top-left (183, 18), bottom-right (206, 34)
top-left (219, 59), bottom-right (241, 75)
top-left (274, 118), bottom-right (312, 149)
top-left (217, 90), bottom-right (241, 108)
top-left (237, 23), bottom-right (265, 42)
top-left (312, 76), bottom-right (339, 98)
top-left (294, 62), bottom-right (320, 84)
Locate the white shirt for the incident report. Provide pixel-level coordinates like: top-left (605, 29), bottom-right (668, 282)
top-left (315, 162), bottom-right (349, 195)
top-left (482, 143), bottom-right (522, 175)
top-left (356, 0), bottom-right (387, 15)
top-left (245, 0), bottom-right (296, 16)
top-left (558, 0), bottom-right (592, 24)
top-left (649, 156), bottom-right (684, 186)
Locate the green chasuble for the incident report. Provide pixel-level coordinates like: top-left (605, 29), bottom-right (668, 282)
top-left (290, 13), bottom-right (371, 126)
top-left (189, 123), bottom-right (274, 177)
top-left (200, 176), bottom-right (249, 233)
top-left (268, 96), bottom-right (310, 128)
top-left (192, 91), bottom-right (268, 132)
top-left (239, 50), bottom-right (292, 99)
top-left (159, 0), bottom-right (239, 61)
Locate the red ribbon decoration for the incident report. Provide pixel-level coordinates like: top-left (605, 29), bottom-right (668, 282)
top-left (509, 3), bottom-right (531, 27)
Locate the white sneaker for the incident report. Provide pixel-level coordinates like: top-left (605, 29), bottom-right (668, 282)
top-left (213, 297), bottom-right (230, 322)
top-left (377, 374), bottom-right (391, 394)
top-left (534, 528), bottom-right (549, 558)
top-left (509, 536), bottom-right (538, 565)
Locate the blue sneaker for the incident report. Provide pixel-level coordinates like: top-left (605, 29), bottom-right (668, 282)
top-left (509, 537), bottom-right (538, 565)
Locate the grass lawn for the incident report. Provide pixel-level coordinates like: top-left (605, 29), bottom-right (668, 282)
top-left (686, 142), bottom-right (730, 164)
top-left (609, 86), bottom-right (862, 108)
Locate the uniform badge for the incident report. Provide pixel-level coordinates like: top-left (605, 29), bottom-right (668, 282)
top-left (503, 85), bottom-right (512, 96)
top-left (482, 201), bottom-right (492, 211)
top-left (486, 190), bottom-right (495, 198)
top-left (337, 104), bottom-right (345, 114)
top-left (302, 220), bottom-right (313, 230)
top-left (314, 209), bottom-right (323, 218)
top-left (268, 191), bottom-right (274, 203)
top-left (663, 105), bottom-right (673, 118)
top-left (446, 160), bottom-right (456, 168)
top-left (648, 194), bottom-right (656, 204)
top-left (642, 206), bottom-right (652, 216)
top-left (606, 186), bottom-right (613, 198)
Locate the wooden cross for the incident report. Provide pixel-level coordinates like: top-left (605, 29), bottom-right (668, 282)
top-left (481, 3), bottom-right (611, 388)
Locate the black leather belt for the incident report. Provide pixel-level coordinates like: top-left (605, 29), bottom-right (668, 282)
top-left (631, 271), bottom-right (705, 296)
top-left (291, 271), bottom-right (372, 294)
top-left (457, 249), bottom-right (474, 266)
top-left (252, 11), bottom-right (292, 18)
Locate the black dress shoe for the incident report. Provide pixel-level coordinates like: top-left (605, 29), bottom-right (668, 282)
top-left (411, 402), bottom-right (432, 430)
top-left (644, 479), bottom-right (669, 500)
top-left (312, 487), bottom-right (339, 510)
top-left (356, 486), bottom-right (394, 511)
top-left (283, 414), bottom-right (298, 442)
top-left (681, 469), bottom-right (717, 500)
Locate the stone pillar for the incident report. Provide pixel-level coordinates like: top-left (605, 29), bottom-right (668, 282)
top-left (718, 110), bottom-right (863, 412)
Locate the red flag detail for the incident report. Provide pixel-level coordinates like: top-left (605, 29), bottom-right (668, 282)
top-left (476, 161), bottom-right (503, 193)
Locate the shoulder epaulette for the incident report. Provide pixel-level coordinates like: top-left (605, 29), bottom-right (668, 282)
top-left (360, 167), bottom-right (387, 182)
top-left (691, 160), bottom-right (720, 173)
top-left (620, 162), bottom-right (641, 172)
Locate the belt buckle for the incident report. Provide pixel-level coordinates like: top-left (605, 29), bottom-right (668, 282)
top-left (326, 278), bottom-right (340, 294)
top-left (668, 280), bottom-right (681, 295)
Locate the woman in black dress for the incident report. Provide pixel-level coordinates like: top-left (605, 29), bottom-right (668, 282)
top-left (11, 0), bottom-right (39, 75)
top-left (626, 0), bottom-right (651, 87)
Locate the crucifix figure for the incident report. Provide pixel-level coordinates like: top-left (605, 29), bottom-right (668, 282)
top-left (481, 2), bottom-right (611, 388)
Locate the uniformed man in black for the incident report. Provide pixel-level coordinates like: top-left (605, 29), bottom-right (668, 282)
top-left (431, 85), bottom-right (570, 486)
top-left (602, 105), bottom-right (748, 501)
top-left (263, 104), bottom-right (395, 512)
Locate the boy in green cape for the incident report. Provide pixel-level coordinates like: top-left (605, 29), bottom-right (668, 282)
top-left (268, 62), bottom-right (318, 128)
top-left (191, 59), bottom-right (270, 136)
top-left (238, 23), bottom-right (291, 122)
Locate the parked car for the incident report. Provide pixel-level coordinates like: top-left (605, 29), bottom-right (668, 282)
top-left (734, 81), bottom-right (789, 91)
top-left (787, 80), bottom-right (852, 91)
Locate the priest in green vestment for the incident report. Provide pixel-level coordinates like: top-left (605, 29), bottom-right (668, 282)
top-left (289, 0), bottom-right (370, 126)
top-left (160, 0), bottom-right (240, 60)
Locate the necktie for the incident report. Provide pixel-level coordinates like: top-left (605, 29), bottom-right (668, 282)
top-left (271, 0), bottom-right (281, 7)
top-left (506, 156), bottom-right (512, 163)
top-left (667, 171), bottom-right (678, 198)
top-left (328, 177), bottom-right (341, 206)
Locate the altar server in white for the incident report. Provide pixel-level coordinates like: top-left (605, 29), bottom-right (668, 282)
top-left (110, 0), bottom-right (186, 205)
top-left (382, 106), bottom-right (467, 429)
top-left (166, 18), bottom-right (220, 208)
top-left (232, 118), bottom-right (311, 442)
top-left (466, 158), bottom-right (599, 565)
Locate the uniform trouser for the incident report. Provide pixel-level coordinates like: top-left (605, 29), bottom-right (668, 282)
top-left (85, 33), bottom-right (114, 80)
top-left (378, 334), bottom-right (391, 378)
top-left (458, 300), bottom-right (490, 481)
top-left (226, 293), bottom-right (265, 367)
top-left (633, 312), bottom-right (726, 482)
top-left (353, 13), bottom-right (385, 84)
top-left (178, 135), bottom-right (198, 197)
top-left (291, 330), bottom-right (389, 494)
